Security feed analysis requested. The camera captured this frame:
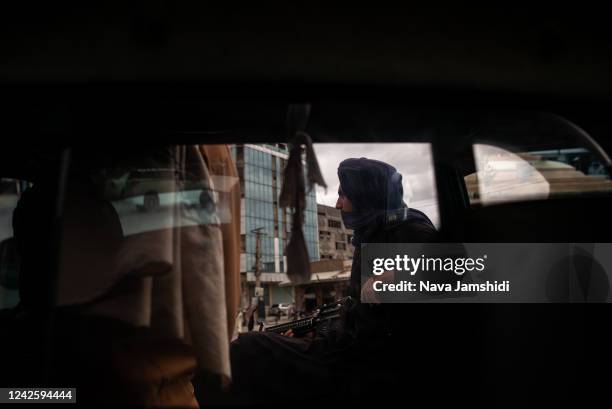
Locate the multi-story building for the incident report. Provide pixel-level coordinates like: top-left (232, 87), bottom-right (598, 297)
top-left (231, 144), bottom-right (319, 308)
top-left (317, 204), bottom-right (354, 260)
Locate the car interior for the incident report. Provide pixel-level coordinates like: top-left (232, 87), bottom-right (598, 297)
top-left (1, 4), bottom-right (612, 408)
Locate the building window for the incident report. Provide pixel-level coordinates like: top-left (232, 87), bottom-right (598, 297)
top-left (328, 220), bottom-right (341, 229)
top-left (335, 242), bottom-right (346, 250)
top-left (320, 230), bottom-right (332, 240)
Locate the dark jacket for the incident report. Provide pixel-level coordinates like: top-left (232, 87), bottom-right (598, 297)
top-left (349, 208), bottom-right (437, 298)
top-left (337, 209), bottom-right (437, 348)
top-left (220, 210), bottom-right (438, 406)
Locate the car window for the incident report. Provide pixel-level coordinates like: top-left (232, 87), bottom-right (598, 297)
top-left (2, 141), bottom-right (432, 334)
top-left (467, 144), bottom-right (612, 206)
top-left (230, 142), bottom-right (438, 313)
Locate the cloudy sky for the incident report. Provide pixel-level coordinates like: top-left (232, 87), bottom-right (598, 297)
top-left (312, 143), bottom-right (440, 227)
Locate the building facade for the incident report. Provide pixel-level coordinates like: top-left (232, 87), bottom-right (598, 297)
top-left (317, 204), bottom-right (354, 260)
top-left (291, 258), bottom-right (352, 313)
top-left (231, 144), bottom-right (319, 307)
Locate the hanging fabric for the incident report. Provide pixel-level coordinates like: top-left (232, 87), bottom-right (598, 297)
top-left (55, 146), bottom-right (231, 381)
top-left (278, 104), bottom-right (327, 283)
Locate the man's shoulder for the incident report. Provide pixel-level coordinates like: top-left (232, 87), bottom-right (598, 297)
top-left (405, 208), bottom-right (434, 227)
top-left (373, 210), bottom-right (437, 243)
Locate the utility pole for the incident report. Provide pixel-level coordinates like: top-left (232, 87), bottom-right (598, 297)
top-left (252, 227), bottom-right (266, 323)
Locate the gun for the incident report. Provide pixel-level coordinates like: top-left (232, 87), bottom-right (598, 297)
top-left (262, 296), bottom-right (353, 337)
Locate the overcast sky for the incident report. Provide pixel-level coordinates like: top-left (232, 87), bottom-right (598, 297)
top-left (312, 143), bottom-right (440, 226)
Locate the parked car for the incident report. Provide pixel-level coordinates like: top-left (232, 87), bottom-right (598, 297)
top-left (268, 303), bottom-right (292, 318)
top-left (277, 303), bottom-right (292, 315)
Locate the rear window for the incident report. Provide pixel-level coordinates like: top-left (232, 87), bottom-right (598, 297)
top-left (464, 113), bottom-right (612, 206)
top-left (467, 145), bottom-right (612, 206)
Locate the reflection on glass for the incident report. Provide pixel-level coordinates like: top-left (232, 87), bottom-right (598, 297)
top-left (469, 145), bottom-right (612, 206)
top-left (55, 145), bottom-right (234, 380)
top-left (105, 172), bottom-right (238, 237)
top-left (470, 144), bottom-right (550, 205)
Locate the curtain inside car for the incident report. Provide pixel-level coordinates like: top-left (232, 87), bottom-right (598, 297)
top-left (56, 145), bottom-right (231, 380)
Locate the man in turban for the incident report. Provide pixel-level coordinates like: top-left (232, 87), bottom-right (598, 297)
top-left (208, 158), bottom-right (437, 405)
top-left (336, 158), bottom-right (436, 300)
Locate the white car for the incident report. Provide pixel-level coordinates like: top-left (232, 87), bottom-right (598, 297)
top-left (277, 303), bottom-right (292, 315)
